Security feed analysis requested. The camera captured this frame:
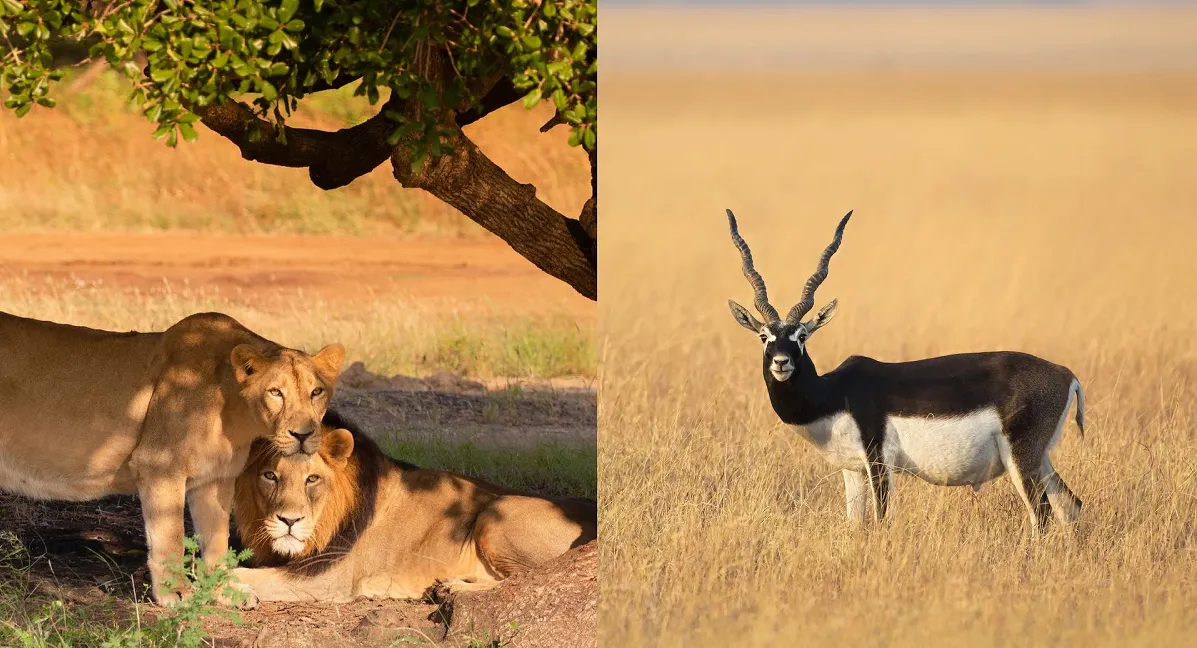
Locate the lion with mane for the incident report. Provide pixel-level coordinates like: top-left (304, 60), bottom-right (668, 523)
top-left (230, 410), bottom-right (597, 601)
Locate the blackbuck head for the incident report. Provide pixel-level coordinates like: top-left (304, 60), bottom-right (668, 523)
top-left (726, 209), bottom-right (852, 382)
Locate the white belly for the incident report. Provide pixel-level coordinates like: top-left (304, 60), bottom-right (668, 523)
top-left (789, 413), bottom-right (867, 470)
top-left (886, 408), bottom-right (1006, 486)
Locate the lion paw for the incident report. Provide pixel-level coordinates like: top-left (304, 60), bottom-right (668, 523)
top-left (221, 581), bottom-right (260, 610)
top-left (432, 577), bottom-right (498, 597)
top-left (152, 585), bottom-right (191, 608)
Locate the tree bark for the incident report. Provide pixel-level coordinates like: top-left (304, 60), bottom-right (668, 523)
top-left (444, 540), bottom-right (598, 648)
top-left (194, 94), bottom-right (597, 300)
top-left (391, 129), bottom-right (596, 299)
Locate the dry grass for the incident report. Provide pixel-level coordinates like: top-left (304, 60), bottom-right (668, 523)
top-left (598, 71), bottom-right (1197, 646)
top-left (0, 73), bottom-right (589, 236)
top-left (0, 278), bottom-right (593, 379)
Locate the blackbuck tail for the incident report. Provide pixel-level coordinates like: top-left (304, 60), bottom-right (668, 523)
top-left (1070, 378), bottom-right (1085, 439)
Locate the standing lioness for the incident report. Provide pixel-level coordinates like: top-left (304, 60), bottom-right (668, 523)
top-left (0, 311), bottom-right (344, 606)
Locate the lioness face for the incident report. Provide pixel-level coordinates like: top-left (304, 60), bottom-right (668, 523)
top-left (245, 428), bottom-right (355, 557)
top-left (231, 343), bottom-right (345, 455)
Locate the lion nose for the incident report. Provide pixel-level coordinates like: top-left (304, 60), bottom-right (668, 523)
top-left (289, 430), bottom-right (313, 445)
top-left (277, 515), bottom-right (302, 528)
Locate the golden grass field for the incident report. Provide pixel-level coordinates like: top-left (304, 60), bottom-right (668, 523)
top-left (0, 73), bottom-right (589, 236)
top-left (598, 61), bottom-right (1197, 648)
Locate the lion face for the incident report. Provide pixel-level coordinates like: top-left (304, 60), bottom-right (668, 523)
top-left (231, 343), bottom-right (345, 455)
top-left (241, 428), bottom-right (355, 557)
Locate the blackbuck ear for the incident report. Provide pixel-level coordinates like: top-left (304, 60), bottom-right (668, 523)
top-left (805, 299), bottom-right (838, 335)
top-left (231, 344), bottom-right (266, 385)
top-left (729, 299), bottom-right (764, 333)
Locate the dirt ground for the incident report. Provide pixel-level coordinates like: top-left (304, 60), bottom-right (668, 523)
top-left (0, 232), bottom-right (596, 646)
top-left (0, 231), bottom-right (595, 319)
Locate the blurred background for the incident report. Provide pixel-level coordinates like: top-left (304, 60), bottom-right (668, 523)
top-left (600, 1), bottom-right (1197, 646)
top-left (0, 69), bottom-right (594, 382)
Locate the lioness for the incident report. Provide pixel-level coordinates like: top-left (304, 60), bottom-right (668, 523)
top-left (0, 311), bottom-right (344, 606)
top-left (229, 411), bottom-right (597, 602)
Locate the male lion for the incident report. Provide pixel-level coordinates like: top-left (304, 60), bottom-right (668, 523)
top-left (230, 411), bottom-right (597, 602)
top-left (0, 311), bottom-right (344, 606)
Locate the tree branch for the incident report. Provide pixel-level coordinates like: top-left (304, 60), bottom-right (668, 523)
top-left (392, 128), bottom-right (597, 300)
top-left (191, 98), bottom-right (397, 190)
top-left (580, 146), bottom-right (596, 241)
top-left (191, 78), bottom-right (598, 300)
top-left (455, 76), bottom-right (520, 128)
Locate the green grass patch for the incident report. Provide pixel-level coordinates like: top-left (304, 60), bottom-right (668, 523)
top-left (382, 440), bottom-right (597, 500)
top-left (0, 533), bottom-right (246, 648)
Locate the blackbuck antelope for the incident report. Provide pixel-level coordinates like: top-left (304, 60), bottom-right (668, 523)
top-left (726, 209), bottom-right (1085, 537)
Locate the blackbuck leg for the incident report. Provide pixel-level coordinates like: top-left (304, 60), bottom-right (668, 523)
top-left (862, 445), bottom-right (892, 524)
top-left (842, 470), bottom-right (869, 526)
top-left (999, 415), bottom-right (1056, 539)
top-left (1042, 457), bottom-right (1083, 527)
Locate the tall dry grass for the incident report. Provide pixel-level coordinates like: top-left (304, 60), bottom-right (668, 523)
top-left (0, 73), bottom-right (589, 236)
top-left (0, 278), bottom-right (593, 379)
top-left (599, 72), bottom-right (1197, 646)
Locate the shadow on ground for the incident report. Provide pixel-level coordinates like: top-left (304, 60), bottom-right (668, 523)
top-left (0, 380), bottom-right (597, 648)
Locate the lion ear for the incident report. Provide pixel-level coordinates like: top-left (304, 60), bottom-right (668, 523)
top-left (231, 344), bottom-right (265, 385)
top-left (323, 428), bottom-right (355, 467)
top-left (312, 343), bottom-right (346, 386)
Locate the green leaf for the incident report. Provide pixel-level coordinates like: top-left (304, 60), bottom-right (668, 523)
top-left (410, 150), bottom-right (426, 176)
top-left (150, 68), bottom-right (174, 83)
top-left (314, 0), bottom-right (324, 11)
top-left (567, 128), bottom-right (581, 147)
top-left (522, 88), bottom-right (541, 110)
top-left (178, 122), bottom-right (198, 142)
top-left (279, 0), bottom-right (299, 23)
top-left (16, 21), bottom-right (34, 37)
top-left (259, 80), bottom-right (278, 101)
top-left (14, 103), bottom-right (32, 118)
top-left (151, 124), bottom-right (172, 139)
top-left (582, 127), bottom-right (596, 150)
top-left (284, 19), bottom-right (304, 32)
top-left (522, 35), bottom-right (542, 50)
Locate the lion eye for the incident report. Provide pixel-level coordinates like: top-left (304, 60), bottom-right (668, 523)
top-left (262, 471), bottom-right (277, 482)
top-left (268, 388), bottom-right (283, 398)
top-left (305, 475), bottom-right (320, 485)
top-left (311, 387), bottom-right (325, 398)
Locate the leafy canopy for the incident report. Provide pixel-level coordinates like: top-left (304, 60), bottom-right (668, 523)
top-left (0, 0), bottom-right (597, 159)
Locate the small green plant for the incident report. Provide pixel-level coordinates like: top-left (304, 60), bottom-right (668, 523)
top-left (0, 533), bottom-right (252, 648)
top-left (142, 536), bottom-right (253, 648)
